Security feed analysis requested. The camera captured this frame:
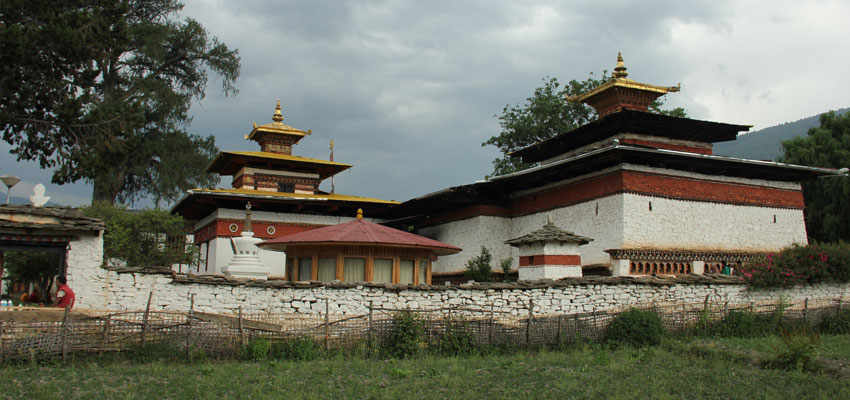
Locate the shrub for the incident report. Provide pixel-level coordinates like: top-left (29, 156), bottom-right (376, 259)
top-left (385, 310), bottom-right (424, 359)
top-left (499, 258), bottom-right (513, 282)
top-left (465, 246), bottom-right (493, 282)
top-left (83, 202), bottom-right (196, 268)
top-left (769, 324), bottom-right (821, 371)
top-left (244, 337), bottom-right (271, 361)
top-left (434, 317), bottom-right (476, 356)
top-left (738, 243), bottom-right (850, 287)
top-left (270, 336), bottom-right (322, 361)
top-left (818, 308), bottom-right (850, 334)
top-left (605, 308), bottom-right (665, 347)
top-left (710, 310), bottom-right (778, 338)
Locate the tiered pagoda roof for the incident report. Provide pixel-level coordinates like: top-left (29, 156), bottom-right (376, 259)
top-left (172, 100), bottom-right (398, 221)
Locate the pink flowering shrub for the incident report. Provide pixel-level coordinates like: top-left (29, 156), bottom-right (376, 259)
top-left (738, 243), bottom-right (850, 287)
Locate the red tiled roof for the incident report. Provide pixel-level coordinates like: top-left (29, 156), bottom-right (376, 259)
top-left (258, 218), bottom-right (461, 255)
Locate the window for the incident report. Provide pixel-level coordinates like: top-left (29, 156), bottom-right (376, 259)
top-left (278, 182), bottom-right (295, 193)
top-left (419, 260), bottom-right (428, 285)
top-left (373, 258), bottom-right (393, 283)
top-left (399, 259), bottom-right (415, 284)
top-left (318, 258), bottom-right (336, 282)
top-left (343, 258), bottom-right (365, 282)
top-left (298, 257), bottom-right (312, 281)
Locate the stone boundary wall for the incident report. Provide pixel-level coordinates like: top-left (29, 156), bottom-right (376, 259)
top-left (71, 265), bottom-right (850, 316)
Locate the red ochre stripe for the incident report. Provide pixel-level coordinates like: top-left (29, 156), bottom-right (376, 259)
top-left (428, 170), bottom-right (804, 226)
top-left (519, 255), bottom-right (581, 266)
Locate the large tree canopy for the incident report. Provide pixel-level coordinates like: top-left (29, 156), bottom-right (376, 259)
top-left (0, 0), bottom-right (240, 206)
top-left (779, 111), bottom-right (850, 243)
top-left (483, 73), bottom-right (686, 177)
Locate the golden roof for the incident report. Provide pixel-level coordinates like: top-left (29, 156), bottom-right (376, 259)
top-left (245, 100), bottom-right (312, 141)
top-left (568, 52), bottom-right (680, 103)
top-left (206, 151), bottom-right (352, 178)
top-left (187, 188), bottom-right (400, 205)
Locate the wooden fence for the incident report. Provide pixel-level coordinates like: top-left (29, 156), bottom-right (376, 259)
top-left (1, 295), bottom-right (847, 361)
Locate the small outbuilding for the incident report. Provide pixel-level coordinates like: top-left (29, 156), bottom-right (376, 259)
top-left (259, 209), bottom-right (460, 285)
top-left (505, 217), bottom-right (592, 281)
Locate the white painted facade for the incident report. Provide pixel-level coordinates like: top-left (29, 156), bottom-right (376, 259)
top-left (421, 164), bottom-right (807, 274)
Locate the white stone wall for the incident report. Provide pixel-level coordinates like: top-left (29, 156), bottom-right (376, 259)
top-left (519, 266), bottom-right (582, 280)
top-left (622, 193), bottom-right (808, 252)
top-left (419, 215), bottom-right (513, 274)
top-left (65, 233), bottom-right (107, 309)
top-left (73, 268), bottom-right (850, 316)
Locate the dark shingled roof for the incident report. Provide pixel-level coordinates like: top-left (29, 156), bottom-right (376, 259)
top-left (0, 204), bottom-right (105, 232)
top-left (505, 222), bottom-right (592, 246)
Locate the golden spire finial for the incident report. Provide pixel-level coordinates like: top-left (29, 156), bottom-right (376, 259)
top-left (330, 139), bottom-right (334, 150)
top-left (613, 52), bottom-right (628, 79)
top-left (356, 208), bottom-right (363, 220)
top-left (272, 99), bottom-right (284, 123)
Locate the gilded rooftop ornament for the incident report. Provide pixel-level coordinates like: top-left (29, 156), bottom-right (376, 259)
top-left (567, 52), bottom-right (681, 117)
top-left (613, 52), bottom-right (628, 78)
top-left (273, 99), bottom-right (284, 123)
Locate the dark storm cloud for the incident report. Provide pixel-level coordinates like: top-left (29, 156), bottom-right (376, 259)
top-left (3, 1), bottom-right (848, 207)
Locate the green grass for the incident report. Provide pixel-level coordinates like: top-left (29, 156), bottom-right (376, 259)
top-left (697, 334), bottom-right (850, 362)
top-left (2, 342), bottom-right (850, 399)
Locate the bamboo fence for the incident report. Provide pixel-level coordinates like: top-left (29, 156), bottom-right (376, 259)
top-left (1, 294), bottom-right (846, 361)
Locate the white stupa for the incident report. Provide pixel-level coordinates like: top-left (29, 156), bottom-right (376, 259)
top-left (222, 203), bottom-right (271, 280)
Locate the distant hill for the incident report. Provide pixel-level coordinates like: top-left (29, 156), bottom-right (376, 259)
top-left (713, 108), bottom-right (849, 161)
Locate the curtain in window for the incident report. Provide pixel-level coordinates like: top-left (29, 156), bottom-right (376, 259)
top-left (419, 260), bottom-right (428, 285)
top-left (399, 260), bottom-right (415, 284)
top-left (298, 257), bottom-right (312, 281)
top-left (318, 257), bottom-right (336, 282)
top-left (344, 258), bottom-right (365, 282)
top-left (373, 258), bottom-right (393, 283)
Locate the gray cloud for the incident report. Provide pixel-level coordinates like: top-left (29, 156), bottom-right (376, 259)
top-left (3, 0), bottom-right (848, 208)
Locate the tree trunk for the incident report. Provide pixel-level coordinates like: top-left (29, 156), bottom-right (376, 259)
top-left (91, 166), bottom-right (126, 205)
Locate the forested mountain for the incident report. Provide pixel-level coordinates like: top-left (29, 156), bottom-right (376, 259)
top-left (713, 108), bottom-right (849, 161)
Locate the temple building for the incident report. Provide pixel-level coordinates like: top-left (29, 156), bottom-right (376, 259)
top-left (172, 101), bottom-right (398, 277)
top-left (258, 209), bottom-right (460, 284)
top-left (386, 53), bottom-right (837, 280)
top-left (174, 55), bottom-right (840, 283)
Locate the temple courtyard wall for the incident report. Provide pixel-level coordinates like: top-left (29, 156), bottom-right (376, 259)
top-left (69, 264), bottom-right (850, 315)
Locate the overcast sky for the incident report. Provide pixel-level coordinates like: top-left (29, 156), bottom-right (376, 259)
top-left (2, 0), bottom-right (849, 208)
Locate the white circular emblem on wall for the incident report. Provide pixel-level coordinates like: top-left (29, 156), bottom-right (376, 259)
top-left (267, 226), bottom-right (276, 235)
top-left (229, 223), bottom-right (239, 233)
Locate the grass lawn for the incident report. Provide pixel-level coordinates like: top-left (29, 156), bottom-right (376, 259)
top-left (2, 342), bottom-right (849, 400)
top-left (691, 334), bottom-right (850, 361)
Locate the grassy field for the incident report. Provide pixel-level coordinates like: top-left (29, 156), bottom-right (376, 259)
top-left (2, 339), bottom-right (849, 400)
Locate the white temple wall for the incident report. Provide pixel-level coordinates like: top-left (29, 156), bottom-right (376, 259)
top-left (419, 215), bottom-right (512, 274)
top-left (621, 194), bottom-right (808, 252)
top-left (65, 232), bottom-right (107, 309)
top-left (509, 194), bottom-right (624, 266)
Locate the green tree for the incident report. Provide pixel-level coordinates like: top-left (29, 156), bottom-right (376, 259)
top-left (483, 73), bottom-right (686, 177)
top-left (0, 0), bottom-right (239, 206)
top-left (779, 111), bottom-right (850, 242)
top-left (464, 246), bottom-right (493, 282)
top-left (83, 202), bottom-right (195, 268)
top-left (2, 250), bottom-right (62, 302)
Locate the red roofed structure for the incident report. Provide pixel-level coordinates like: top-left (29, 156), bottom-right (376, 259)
top-left (259, 209), bottom-right (460, 285)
